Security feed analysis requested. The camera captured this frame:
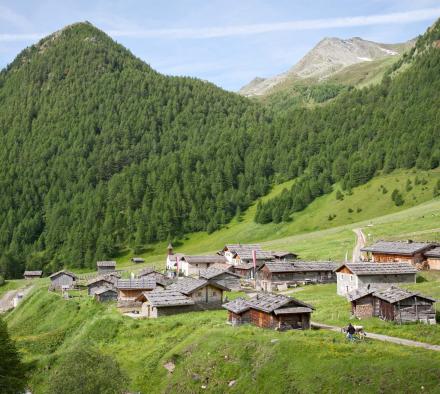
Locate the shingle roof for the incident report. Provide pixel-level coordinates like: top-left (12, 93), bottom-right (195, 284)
top-left (222, 297), bottom-right (250, 314)
top-left (223, 244), bottom-right (262, 253)
top-left (131, 257), bottom-right (145, 262)
top-left (336, 263), bottom-right (417, 275)
top-left (96, 261), bottom-right (116, 267)
top-left (223, 293), bottom-right (314, 314)
top-left (347, 288), bottom-right (377, 302)
top-left (182, 255), bottom-right (227, 265)
top-left (271, 251), bottom-right (298, 259)
top-left (261, 261), bottom-right (339, 273)
top-left (86, 276), bottom-right (115, 286)
top-left (211, 262), bottom-right (233, 270)
top-left (141, 289), bottom-right (195, 307)
top-left (167, 277), bottom-right (227, 295)
top-left (425, 247), bottom-right (440, 258)
top-left (361, 240), bottom-right (436, 256)
top-left (94, 288), bottom-right (117, 295)
top-left (273, 307), bottom-right (313, 315)
top-left (198, 267), bottom-right (241, 280)
top-left (49, 270), bottom-right (78, 280)
top-left (373, 286), bottom-right (436, 304)
top-left (23, 270), bottom-right (43, 276)
top-left (234, 263), bottom-right (254, 270)
top-left (116, 278), bottom-right (156, 290)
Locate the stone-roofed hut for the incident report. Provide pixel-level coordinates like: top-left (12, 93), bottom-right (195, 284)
top-left (198, 267), bottom-right (242, 290)
top-left (23, 270), bottom-right (43, 280)
top-left (94, 288), bottom-right (117, 302)
top-left (135, 289), bottom-right (196, 318)
top-left (425, 247), bottom-right (440, 270)
top-left (116, 277), bottom-right (160, 313)
top-left (49, 270), bottom-right (78, 290)
top-left (137, 268), bottom-right (172, 286)
top-left (96, 261), bottom-right (116, 273)
top-left (349, 286), bottom-right (436, 323)
top-left (257, 261), bottom-right (338, 292)
top-left (335, 263), bottom-right (417, 296)
top-left (167, 277), bottom-right (228, 309)
top-left (87, 276), bottom-right (115, 296)
top-left (223, 293), bottom-right (314, 330)
top-left (131, 257), bottom-right (145, 264)
top-left (361, 240), bottom-right (436, 266)
top-left (179, 255), bottom-right (227, 276)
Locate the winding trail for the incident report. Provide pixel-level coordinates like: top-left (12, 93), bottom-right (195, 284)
top-left (312, 322), bottom-right (440, 352)
top-left (352, 228), bottom-right (366, 262)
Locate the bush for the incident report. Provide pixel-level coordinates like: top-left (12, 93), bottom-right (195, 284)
top-left (391, 189), bottom-right (405, 206)
top-left (47, 346), bottom-right (128, 394)
top-left (348, 208), bottom-right (353, 213)
top-left (336, 190), bottom-right (344, 201)
top-left (0, 275), bottom-right (4, 286)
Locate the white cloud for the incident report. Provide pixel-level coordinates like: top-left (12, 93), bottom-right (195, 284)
top-left (107, 7), bottom-right (440, 39)
top-left (0, 7), bottom-right (439, 42)
top-left (0, 5), bottom-right (31, 30)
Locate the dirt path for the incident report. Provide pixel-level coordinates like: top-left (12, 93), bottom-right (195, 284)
top-left (352, 228), bottom-right (366, 262)
top-left (0, 284), bottom-right (34, 313)
top-left (312, 322), bottom-right (440, 352)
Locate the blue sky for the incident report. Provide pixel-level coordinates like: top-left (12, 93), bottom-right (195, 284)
top-left (0, 0), bottom-right (439, 91)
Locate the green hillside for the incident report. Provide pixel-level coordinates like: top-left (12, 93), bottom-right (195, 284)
top-left (5, 285), bottom-right (440, 393)
top-left (0, 19), bottom-right (439, 278)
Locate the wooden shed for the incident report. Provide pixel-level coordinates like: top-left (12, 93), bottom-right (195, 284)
top-left (87, 277), bottom-right (115, 296)
top-left (96, 261), bottom-right (116, 273)
top-left (198, 267), bottom-right (242, 290)
top-left (49, 270), bottom-right (78, 290)
top-left (425, 247), bottom-right (440, 270)
top-left (167, 277), bottom-right (228, 309)
top-left (116, 277), bottom-right (159, 301)
top-left (178, 255), bottom-right (228, 276)
top-left (361, 240), bottom-right (436, 266)
top-left (349, 286), bottom-right (436, 324)
top-left (137, 268), bottom-right (172, 286)
top-left (94, 288), bottom-right (117, 302)
top-left (23, 270), bottom-right (43, 280)
top-left (131, 257), bottom-right (145, 264)
top-left (223, 293), bottom-right (314, 330)
top-left (257, 261), bottom-right (338, 292)
top-left (136, 289), bottom-right (196, 318)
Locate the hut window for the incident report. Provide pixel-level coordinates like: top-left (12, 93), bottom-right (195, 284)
top-left (198, 291), bottom-right (202, 297)
top-left (212, 291), bottom-right (216, 297)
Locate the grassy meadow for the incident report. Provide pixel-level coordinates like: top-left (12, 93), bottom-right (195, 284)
top-left (5, 284), bottom-right (440, 394)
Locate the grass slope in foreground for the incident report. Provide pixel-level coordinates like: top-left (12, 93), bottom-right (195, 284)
top-left (5, 286), bottom-right (440, 393)
top-left (114, 169), bottom-right (440, 268)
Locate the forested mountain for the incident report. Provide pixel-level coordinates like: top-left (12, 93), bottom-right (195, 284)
top-left (0, 20), bottom-right (439, 277)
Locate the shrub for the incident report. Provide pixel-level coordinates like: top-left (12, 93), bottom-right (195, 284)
top-left (0, 275), bottom-right (4, 286)
top-left (348, 208), bottom-right (353, 213)
top-left (336, 190), bottom-right (344, 201)
top-left (47, 346), bottom-right (128, 394)
top-left (391, 189), bottom-right (405, 206)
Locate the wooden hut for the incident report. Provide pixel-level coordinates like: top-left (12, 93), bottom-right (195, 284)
top-left (49, 270), bottom-right (77, 290)
top-left (23, 270), bottom-right (43, 280)
top-left (131, 257), bottom-right (145, 264)
top-left (87, 277), bottom-right (115, 296)
top-left (233, 263), bottom-right (255, 279)
top-left (361, 240), bottom-right (436, 266)
top-left (167, 277), bottom-right (228, 309)
top-left (178, 255), bottom-right (227, 276)
top-left (349, 286), bottom-right (436, 324)
top-left (135, 289), bottom-right (196, 318)
top-left (116, 277), bottom-right (159, 301)
top-left (96, 261), bottom-right (116, 273)
top-left (137, 268), bottom-right (172, 286)
top-left (198, 267), bottom-right (242, 290)
top-left (257, 261), bottom-right (338, 292)
top-left (223, 293), bottom-right (314, 330)
top-left (425, 247), bottom-right (440, 270)
top-left (94, 288), bottom-right (117, 302)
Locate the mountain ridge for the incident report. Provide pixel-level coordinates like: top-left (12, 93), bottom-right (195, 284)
top-left (239, 36), bottom-right (414, 97)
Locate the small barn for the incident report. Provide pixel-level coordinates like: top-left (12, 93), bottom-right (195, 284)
top-left (136, 289), bottom-right (196, 318)
top-left (349, 286), bottom-right (436, 324)
top-left (425, 247), bottom-right (440, 270)
top-left (49, 270), bottom-right (78, 290)
top-left (198, 267), bottom-right (242, 290)
top-left (96, 261), bottom-right (116, 273)
top-left (335, 263), bottom-right (417, 296)
top-left (131, 257), bottom-right (145, 264)
top-left (167, 277), bottom-right (228, 309)
top-left (233, 263), bottom-right (255, 279)
top-left (116, 277), bottom-right (159, 301)
top-left (137, 268), bottom-right (172, 286)
top-left (94, 288), bottom-right (117, 302)
top-left (23, 270), bottom-right (43, 280)
top-left (361, 240), bottom-right (436, 266)
top-left (87, 277), bottom-right (115, 296)
top-left (223, 293), bottom-right (314, 330)
top-left (256, 261), bottom-right (338, 292)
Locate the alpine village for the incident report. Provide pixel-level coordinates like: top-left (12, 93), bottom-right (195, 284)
top-left (1, 5), bottom-right (440, 394)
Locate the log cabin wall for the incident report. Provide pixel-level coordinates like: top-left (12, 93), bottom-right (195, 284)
top-left (427, 257), bottom-right (440, 270)
top-left (371, 253), bottom-right (424, 264)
